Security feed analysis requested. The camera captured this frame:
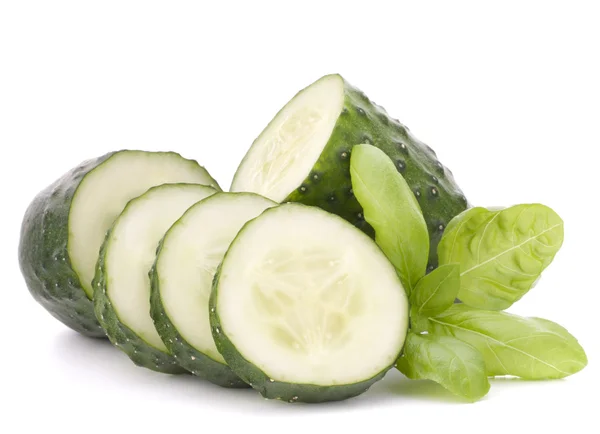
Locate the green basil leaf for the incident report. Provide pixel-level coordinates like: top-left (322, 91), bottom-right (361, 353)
top-left (396, 331), bottom-right (490, 402)
top-left (410, 263), bottom-right (460, 332)
top-left (350, 144), bottom-right (429, 296)
top-left (428, 304), bottom-right (588, 379)
top-left (437, 204), bottom-right (564, 310)
top-left (440, 207), bottom-right (471, 239)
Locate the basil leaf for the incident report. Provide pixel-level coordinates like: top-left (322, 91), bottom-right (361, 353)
top-left (437, 204), bottom-right (564, 310)
top-left (350, 144), bottom-right (429, 296)
top-left (396, 332), bottom-right (490, 402)
top-left (410, 263), bottom-right (460, 332)
top-left (428, 304), bottom-right (588, 379)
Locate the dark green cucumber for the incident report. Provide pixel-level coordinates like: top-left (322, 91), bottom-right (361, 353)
top-left (19, 154), bottom-right (114, 337)
top-left (150, 192), bottom-right (276, 387)
top-left (231, 74), bottom-right (468, 269)
top-left (210, 203), bottom-right (409, 403)
top-left (93, 183), bottom-right (216, 373)
top-left (149, 274), bottom-right (246, 384)
top-left (94, 238), bottom-right (185, 374)
top-left (19, 150), bottom-right (219, 337)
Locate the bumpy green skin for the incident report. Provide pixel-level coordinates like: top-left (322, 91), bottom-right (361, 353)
top-left (18, 153), bottom-right (115, 338)
top-left (149, 252), bottom-right (249, 387)
top-left (93, 229), bottom-right (186, 374)
top-left (284, 77), bottom-right (468, 269)
top-left (19, 151), bottom-right (221, 338)
top-left (209, 266), bottom-right (391, 403)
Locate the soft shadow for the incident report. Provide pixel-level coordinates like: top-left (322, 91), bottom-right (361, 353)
top-left (377, 371), bottom-right (468, 404)
top-left (53, 332), bottom-right (473, 411)
top-left (53, 330), bottom-right (115, 359)
top-left (52, 330), bottom-right (262, 406)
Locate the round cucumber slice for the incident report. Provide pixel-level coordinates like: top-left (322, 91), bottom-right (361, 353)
top-left (210, 203), bottom-right (409, 402)
top-left (94, 183), bottom-right (216, 373)
top-left (231, 74), bottom-right (468, 270)
top-left (150, 192), bottom-right (276, 387)
top-left (19, 150), bottom-right (220, 337)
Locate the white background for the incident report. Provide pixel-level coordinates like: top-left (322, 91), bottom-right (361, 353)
top-left (1, 1), bottom-right (599, 433)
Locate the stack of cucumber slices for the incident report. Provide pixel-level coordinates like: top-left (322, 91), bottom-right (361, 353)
top-left (18, 74), bottom-right (587, 403)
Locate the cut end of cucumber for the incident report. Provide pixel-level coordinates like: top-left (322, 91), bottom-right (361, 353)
top-left (214, 203), bottom-right (408, 390)
top-left (70, 151), bottom-right (219, 298)
top-left (230, 74), bottom-right (469, 270)
top-left (102, 183), bottom-right (216, 352)
top-left (231, 74), bottom-right (344, 201)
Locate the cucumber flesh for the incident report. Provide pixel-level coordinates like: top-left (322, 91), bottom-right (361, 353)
top-left (210, 203), bottom-right (409, 402)
top-left (151, 192), bottom-right (276, 386)
top-left (94, 183), bottom-right (216, 373)
top-left (19, 150), bottom-right (219, 337)
top-left (72, 151), bottom-right (219, 297)
top-left (232, 76), bottom-right (344, 201)
top-left (231, 74), bottom-right (468, 269)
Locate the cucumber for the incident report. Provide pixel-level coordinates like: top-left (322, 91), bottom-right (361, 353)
top-left (150, 192), bottom-right (276, 387)
top-left (18, 151), bottom-right (219, 337)
top-left (93, 183), bottom-right (216, 373)
top-left (231, 74), bottom-right (468, 269)
top-left (210, 203), bottom-right (409, 402)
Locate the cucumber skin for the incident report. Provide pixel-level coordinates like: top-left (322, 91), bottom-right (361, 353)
top-left (18, 153), bottom-right (114, 338)
top-left (283, 76), bottom-right (468, 270)
top-left (149, 249), bottom-right (249, 387)
top-left (209, 265), bottom-right (392, 403)
top-left (93, 227), bottom-right (187, 374)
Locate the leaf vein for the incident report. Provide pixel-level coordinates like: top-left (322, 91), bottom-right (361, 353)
top-left (460, 223), bottom-right (563, 277)
top-left (429, 317), bottom-right (571, 375)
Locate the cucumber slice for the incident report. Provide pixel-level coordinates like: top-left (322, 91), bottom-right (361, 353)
top-left (210, 203), bottom-right (409, 402)
top-left (94, 183), bottom-right (216, 373)
top-left (150, 192), bottom-right (276, 387)
top-left (231, 74), bottom-right (468, 270)
top-left (19, 151), bottom-right (219, 337)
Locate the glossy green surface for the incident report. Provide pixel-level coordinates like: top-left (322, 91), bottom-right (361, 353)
top-left (19, 153), bottom-right (114, 337)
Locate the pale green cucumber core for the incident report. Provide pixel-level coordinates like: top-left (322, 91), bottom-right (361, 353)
top-left (231, 75), bottom-right (344, 201)
top-left (217, 204), bottom-right (409, 385)
top-left (70, 152), bottom-right (218, 297)
top-left (105, 184), bottom-right (215, 350)
top-left (157, 193), bottom-right (275, 363)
